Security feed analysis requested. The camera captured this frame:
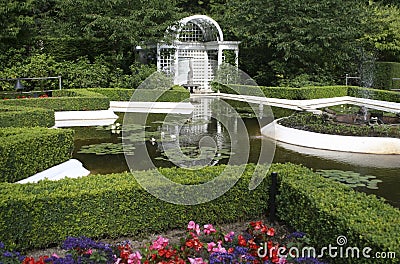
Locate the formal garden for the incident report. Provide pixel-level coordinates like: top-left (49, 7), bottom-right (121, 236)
top-left (2, 0), bottom-right (400, 263)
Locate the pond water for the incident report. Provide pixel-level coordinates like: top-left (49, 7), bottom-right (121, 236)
top-left (70, 98), bottom-right (400, 208)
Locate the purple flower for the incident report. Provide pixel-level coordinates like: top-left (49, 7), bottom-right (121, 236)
top-left (288, 231), bottom-right (306, 239)
top-left (0, 242), bottom-right (4, 249)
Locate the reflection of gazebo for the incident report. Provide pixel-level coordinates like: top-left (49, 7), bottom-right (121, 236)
top-left (157, 15), bottom-right (240, 92)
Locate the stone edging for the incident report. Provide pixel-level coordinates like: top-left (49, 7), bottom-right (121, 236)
top-left (261, 119), bottom-right (400, 154)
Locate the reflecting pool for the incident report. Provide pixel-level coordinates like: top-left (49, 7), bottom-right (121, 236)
top-left (70, 97), bottom-right (400, 208)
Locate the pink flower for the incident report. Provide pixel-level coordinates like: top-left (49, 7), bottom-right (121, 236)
top-left (224, 231), bottom-right (235, 242)
top-left (215, 241), bottom-right (227, 253)
top-left (188, 257), bottom-right (206, 264)
top-left (128, 251), bottom-right (142, 264)
top-left (203, 224), bottom-right (216, 235)
top-left (187, 221), bottom-right (200, 235)
top-left (207, 242), bottom-right (216, 252)
top-left (149, 236), bottom-right (169, 250)
top-left (208, 241), bottom-right (226, 253)
top-left (85, 249), bottom-right (93, 255)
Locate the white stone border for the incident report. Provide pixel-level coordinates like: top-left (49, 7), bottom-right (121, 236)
top-left (261, 119), bottom-right (400, 154)
top-left (109, 101), bottom-right (194, 114)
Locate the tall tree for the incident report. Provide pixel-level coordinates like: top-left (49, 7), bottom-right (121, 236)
top-left (34, 0), bottom-right (182, 70)
top-left (221, 0), bottom-right (370, 85)
top-left (361, 2), bottom-right (400, 62)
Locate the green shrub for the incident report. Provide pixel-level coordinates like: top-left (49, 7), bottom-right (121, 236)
top-left (0, 89), bottom-right (110, 111)
top-left (275, 163), bottom-right (400, 264)
top-left (348, 86), bottom-right (400, 103)
top-left (0, 164), bottom-right (269, 251)
top-left (131, 90), bottom-right (190, 102)
top-left (87, 88), bottom-right (135, 101)
top-left (211, 83), bottom-right (348, 99)
top-left (0, 105), bottom-right (54, 128)
top-left (0, 127), bottom-right (74, 183)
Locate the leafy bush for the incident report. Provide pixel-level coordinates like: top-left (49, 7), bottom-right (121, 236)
top-left (0, 89), bottom-right (109, 111)
top-left (275, 163), bottom-right (400, 264)
top-left (0, 105), bottom-right (54, 128)
top-left (0, 127), bottom-right (74, 183)
top-left (0, 164), bottom-right (269, 251)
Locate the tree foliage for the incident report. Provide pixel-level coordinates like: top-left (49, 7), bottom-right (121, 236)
top-left (0, 0), bottom-right (399, 88)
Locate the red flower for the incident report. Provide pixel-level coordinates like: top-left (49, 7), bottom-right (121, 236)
top-left (237, 235), bottom-right (247, 247)
top-left (267, 227), bottom-right (275, 237)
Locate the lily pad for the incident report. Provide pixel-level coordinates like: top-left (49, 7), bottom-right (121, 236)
top-left (316, 169), bottom-right (382, 189)
top-left (78, 143), bottom-right (135, 155)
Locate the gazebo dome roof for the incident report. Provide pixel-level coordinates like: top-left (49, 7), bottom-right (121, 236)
top-left (175, 15), bottom-right (224, 42)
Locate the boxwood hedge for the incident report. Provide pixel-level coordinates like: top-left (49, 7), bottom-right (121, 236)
top-left (348, 86), bottom-right (400, 103)
top-left (0, 162), bottom-right (398, 264)
top-left (0, 105), bottom-right (54, 128)
top-left (274, 163), bottom-right (400, 264)
top-left (0, 164), bottom-right (269, 251)
top-left (0, 127), bottom-right (74, 183)
top-left (212, 83), bottom-right (349, 99)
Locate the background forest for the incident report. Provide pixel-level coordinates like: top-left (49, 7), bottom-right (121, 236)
top-left (1, 0), bottom-right (400, 89)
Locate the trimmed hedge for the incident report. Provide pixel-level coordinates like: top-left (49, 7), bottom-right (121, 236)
top-left (0, 105), bottom-right (54, 128)
top-left (87, 88), bottom-right (135, 101)
top-left (212, 83), bottom-right (349, 99)
top-left (0, 127), bottom-right (74, 183)
top-left (275, 163), bottom-right (400, 264)
top-left (0, 164), bottom-right (269, 251)
top-left (0, 162), bottom-right (399, 264)
top-left (212, 82), bottom-right (400, 104)
top-left (0, 89), bottom-right (110, 111)
top-left (86, 88), bottom-right (189, 102)
top-left (348, 86), bottom-right (400, 103)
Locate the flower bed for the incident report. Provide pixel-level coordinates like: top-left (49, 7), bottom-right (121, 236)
top-left (1, 221), bottom-right (324, 264)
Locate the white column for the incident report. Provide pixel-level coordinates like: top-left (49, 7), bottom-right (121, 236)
top-left (174, 48), bottom-right (179, 85)
top-left (234, 48), bottom-right (239, 67)
top-left (218, 45), bottom-right (223, 67)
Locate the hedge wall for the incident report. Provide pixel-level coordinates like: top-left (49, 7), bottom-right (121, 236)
top-left (348, 86), bottom-right (400, 103)
top-left (0, 164), bottom-right (269, 251)
top-left (212, 83), bottom-right (349, 99)
top-left (0, 89), bottom-right (110, 111)
top-left (85, 88), bottom-right (189, 102)
top-left (0, 162), bottom-right (399, 264)
top-left (0, 127), bottom-right (74, 183)
top-left (87, 88), bottom-right (135, 101)
top-left (0, 105), bottom-right (54, 128)
top-left (275, 163), bottom-right (400, 264)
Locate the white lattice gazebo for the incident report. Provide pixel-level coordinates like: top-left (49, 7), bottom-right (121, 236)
top-left (157, 15), bottom-right (240, 92)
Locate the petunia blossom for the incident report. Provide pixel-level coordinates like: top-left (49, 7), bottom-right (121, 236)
top-left (188, 257), bottom-right (206, 264)
top-left (203, 224), bottom-right (216, 235)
